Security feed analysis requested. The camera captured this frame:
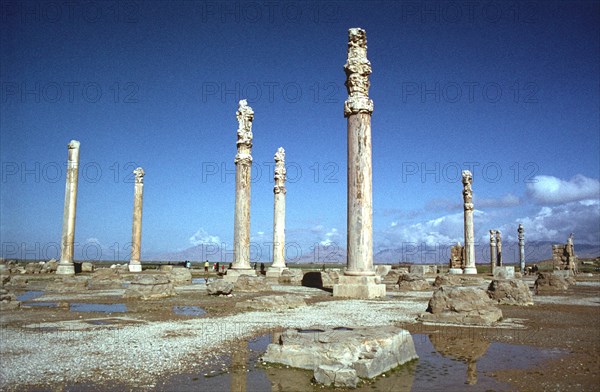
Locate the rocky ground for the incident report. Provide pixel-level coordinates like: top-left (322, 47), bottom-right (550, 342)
top-left (0, 270), bottom-right (598, 391)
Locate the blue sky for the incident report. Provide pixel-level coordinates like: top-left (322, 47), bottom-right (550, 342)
top-left (1, 0), bottom-right (599, 263)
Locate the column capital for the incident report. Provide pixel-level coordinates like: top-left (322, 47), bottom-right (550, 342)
top-left (236, 99), bottom-right (254, 149)
top-left (273, 147), bottom-right (286, 194)
top-left (133, 167), bottom-right (145, 184)
top-left (344, 28), bottom-right (374, 117)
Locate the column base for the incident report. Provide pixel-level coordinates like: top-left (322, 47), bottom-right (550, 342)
top-left (463, 267), bottom-right (478, 275)
top-left (448, 268), bottom-right (464, 275)
top-left (129, 262), bottom-right (142, 272)
top-left (223, 268), bottom-right (256, 283)
top-left (56, 262), bottom-right (75, 275)
top-left (333, 275), bottom-right (386, 299)
top-left (265, 266), bottom-right (287, 279)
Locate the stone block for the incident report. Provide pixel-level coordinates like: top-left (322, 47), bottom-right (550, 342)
top-left (223, 268), bottom-right (255, 283)
top-left (169, 267), bottom-right (192, 285)
top-left (206, 280), bottom-right (234, 295)
top-left (314, 365), bottom-right (358, 388)
top-left (493, 266), bottom-right (515, 279)
top-left (278, 268), bottom-right (303, 285)
top-left (448, 268), bottom-right (463, 275)
top-left (487, 279), bottom-right (533, 306)
top-left (419, 286), bottom-right (503, 325)
top-left (124, 274), bottom-right (175, 300)
top-left (333, 275), bottom-right (386, 299)
top-left (81, 262), bottom-right (94, 273)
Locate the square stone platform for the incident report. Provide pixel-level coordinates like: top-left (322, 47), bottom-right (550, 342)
top-left (265, 267), bottom-right (288, 279)
top-left (223, 268), bottom-right (256, 283)
top-left (333, 275), bottom-right (386, 299)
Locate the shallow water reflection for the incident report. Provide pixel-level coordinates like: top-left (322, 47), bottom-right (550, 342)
top-left (70, 303), bottom-right (128, 313)
top-left (16, 290), bottom-right (45, 301)
top-left (172, 306), bottom-right (206, 316)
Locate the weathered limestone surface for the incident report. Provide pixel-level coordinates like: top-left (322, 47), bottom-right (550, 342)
top-left (420, 286), bottom-right (503, 325)
top-left (534, 272), bottom-right (575, 293)
top-left (124, 274), bottom-right (175, 300)
top-left (461, 171), bottom-right (477, 274)
top-left (262, 326), bottom-right (418, 383)
top-left (206, 279), bottom-right (234, 295)
top-left (433, 275), bottom-right (485, 288)
top-left (489, 230), bottom-right (497, 273)
top-left (235, 294), bottom-right (306, 311)
top-left (496, 230), bottom-right (503, 266)
top-left (88, 269), bottom-right (123, 290)
top-left (321, 269), bottom-right (341, 288)
top-left (129, 167), bottom-right (145, 272)
top-left (448, 242), bottom-right (464, 274)
top-left (267, 147), bottom-right (287, 278)
top-left (81, 262), bottom-right (94, 273)
top-left (233, 275), bottom-right (272, 292)
top-left (397, 274), bottom-right (432, 291)
top-left (409, 265), bottom-right (435, 275)
top-left (552, 234), bottom-right (578, 272)
top-left (314, 365), bottom-right (358, 388)
top-left (493, 266), bottom-right (515, 279)
top-left (231, 100), bottom-right (254, 276)
top-left (46, 276), bottom-right (89, 292)
top-left (168, 267), bottom-right (192, 285)
top-left (374, 265), bottom-right (392, 277)
top-left (57, 140), bottom-right (80, 275)
top-left (278, 269), bottom-right (303, 285)
top-left (334, 28), bottom-right (385, 297)
top-left (487, 279), bottom-right (534, 306)
top-left (0, 276), bottom-right (20, 310)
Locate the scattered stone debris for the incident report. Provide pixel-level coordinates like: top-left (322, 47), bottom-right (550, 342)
top-left (235, 294), bottom-right (306, 311)
top-left (419, 286), bottom-right (503, 325)
top-left (233, 276), bottom-right (272, 292)
top-left (433, 274), bottom-right (485, 288)
top-left (396, 273), bottom-right (432, 291)
top-left (487, 279), bottom-right (533, 306)
top-left (534, 272), bottom-right (575, 293)
top-left (206, 280), bottom-right (234, 296)
top-left (278, 269), bottom-right (303, 285)
top-left (124, 274), bottom-right (176, 300)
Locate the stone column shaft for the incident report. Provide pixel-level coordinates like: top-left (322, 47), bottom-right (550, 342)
top-left (129, 167), bottom-right (144, 272)
top-left (495, 230), bottom-right (502, 266)
top-left (462, 170), bottom-right (477, 274)
top-left (518, 224), bottom-right (525, 272)
top-left (232, 100), bottom-right (253, 270)
top-left (271, 147), bottom-right (286, 269)
top-left (489, 230), bottom-right (497, 273)
top-left (57, 140), bottom-right (80, 275)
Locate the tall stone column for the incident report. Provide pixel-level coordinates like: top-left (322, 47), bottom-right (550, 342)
top-left (495, 230), bottom-right (502, 266)
top-left (333, 28), bottom-right (385, 298)
top-left (227, 100), bottom-right (254, 281)
top-left (518, 224), bottom-right (525, 272)
top-left (266, 147), bottom-right (287, 278)
top-left (462, 170), bottom-right (477, 274)
top-left (129, 167), bottom-right (145, 272)
top-left (56, 140), bottom-right (80, 275)
top-left (489, 230), bottom-right (497, 274)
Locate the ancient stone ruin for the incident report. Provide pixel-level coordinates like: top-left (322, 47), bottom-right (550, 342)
top-left (129, 167), bottom-right (145, 272)
top-left (333, 28), bottom-right (385, 298)
top-left (56, 140), bottom-right (80, 275)
top-left (552, 234), bottom-right (578, 273)
top-left (448, 242), bottom-right (465, 274)
top-left (461, 170), bottom-right (477, 274)
top-left (266, 147), bottom-right (288, 278)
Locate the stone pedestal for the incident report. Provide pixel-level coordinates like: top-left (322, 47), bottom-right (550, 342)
top-left (333, 275), bottom-right (385, 299)
top-left (266, 267), bottom-right (288, 279)
top-left (492, 266), bottom-right (515, 279)
top-left (232, 100), bottom-right (254, 273)
top-left (448, 268), bottom-right (464, 275)
top-left (57, 140), bottom-right (80, 275)
top-left (223, 268), bottom-right (255, 283)
top-left (129, 167), bottom-right (145, 272)
top-left (462, 170), bottom-right (477, 274)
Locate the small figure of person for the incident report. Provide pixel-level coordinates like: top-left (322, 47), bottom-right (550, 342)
top-left (221, 265), bottom-right (225, 274)
top-left (260, 262), bottom-right (265, 274)
top-left (253, 262), bottom-right (257, 270)
top-left (204, 260), bottom-right (209, 272)
top-left (216, 262), bottom-right (220, 272)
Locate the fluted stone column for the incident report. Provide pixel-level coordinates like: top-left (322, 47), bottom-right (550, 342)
top-left (266, 147), bottom-right (287, 278)
top-left (333, 28), bottom-right (385, 298)
top-left (518, 224), bottom-right (525, 272)
top-left (226, 100), bottom-right (254, 281)
top-left (129, 167), bottom-right (144, 272)
top-left (462, 170), bottom-right (477, 274)
top-left (489, 230), bottom-right (497, 274)
top-left (56, 140), bottom-right (80, 275)
top-left (495, 230), bottom-right (502, 266)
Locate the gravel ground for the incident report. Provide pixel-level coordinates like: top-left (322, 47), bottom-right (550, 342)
top-left (0, 290), bottom-right (427, 389)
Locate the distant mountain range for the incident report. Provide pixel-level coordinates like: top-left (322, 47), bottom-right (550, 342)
top-left (150, 241), bottom-right (599, 265)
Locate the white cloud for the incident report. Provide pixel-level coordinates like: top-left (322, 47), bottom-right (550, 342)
top-left (85, 237), bottom-right (100, 243)
top-left (320, 228), bottom-right (340, 246)
top-left (501, 200), bottom-right (600, 244)
top-left (527, 174), bottom-right (600, 204)
top-left (189, 228), bottom-right (221, 246)
top-left (477, 193), bottom-right (521, 208)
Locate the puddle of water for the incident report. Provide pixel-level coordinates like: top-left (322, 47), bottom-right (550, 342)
top-left (70, 303), bottom-right (128, 313)
top-left (16, 290), bottom-right (45, 301)
top-left (24, 302), bottom-right (58, 308)
top-left (172, 306), bottom-right (206, 317)
top-left (192, 278), bottom-right (214, 284)
top-left (297, 328), bottom-right (325, 333)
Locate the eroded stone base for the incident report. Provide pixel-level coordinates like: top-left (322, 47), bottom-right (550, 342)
top-left (493, 266), bottom-right (515, 279)
top-left (463, 267), bottom-right (478, 275)
top-left (223, 268), bottom-right (256, 283)
top-left (448, 268), bottom-right (464, 275)
top-left (56, 263), bottom-right (75, 275)
top-left (265, 267), bottom-right (287, 279)
top-left (333, 275), bottom-right (386, 299)
top-left (128, 263), bottom-right (142, 272)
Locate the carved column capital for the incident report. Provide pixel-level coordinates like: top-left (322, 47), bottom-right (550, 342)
top-left (236, 99), bottom-right (254, 150)
top-left (344, 28), bottom-right (374, 117)
top-left (273, 147), bottom-right (286, 194)
top-left (133, 167), bottom-right (145, 184)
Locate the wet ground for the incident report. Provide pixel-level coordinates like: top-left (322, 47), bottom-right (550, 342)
top-left (1, 272), bottom-right (599, 391)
